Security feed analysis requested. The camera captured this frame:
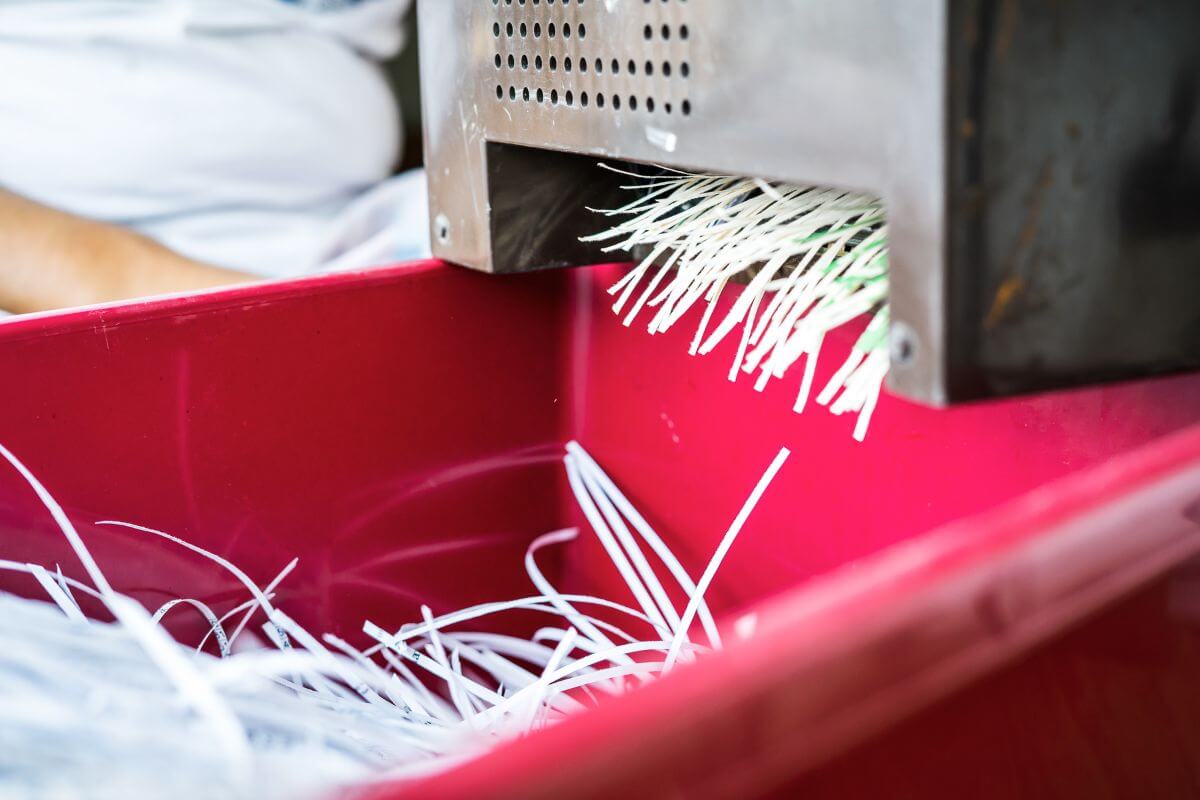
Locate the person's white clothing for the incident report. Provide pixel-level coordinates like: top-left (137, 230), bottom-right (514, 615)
top-left (0, 0), bottom-right (430, 279)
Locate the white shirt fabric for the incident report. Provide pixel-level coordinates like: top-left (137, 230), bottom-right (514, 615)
top-left (0, 0), bottom-right (429, 279)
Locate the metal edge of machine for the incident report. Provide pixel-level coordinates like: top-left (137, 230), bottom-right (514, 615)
top-left (417, 0), bottom-right (1200, 407)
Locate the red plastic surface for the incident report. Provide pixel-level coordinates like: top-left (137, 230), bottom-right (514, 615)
top-left (0, 260), bottom-right (1197, 798)
top-left (0, 263), bottom-right (571, 641)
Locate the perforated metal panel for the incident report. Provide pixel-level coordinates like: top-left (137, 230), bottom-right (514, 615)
top-left (419, 0), bottom-right (948, 399)
top-left (487, 0), bottom-right (696, 118)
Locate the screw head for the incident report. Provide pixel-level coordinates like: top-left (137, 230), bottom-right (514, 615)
top-left (889, 321), bottom-right (918, 367)
top-left (435, 214), bottom-right (451, 245)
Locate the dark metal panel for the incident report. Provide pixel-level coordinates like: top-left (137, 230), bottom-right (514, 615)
top-left (947, 0), bottom-right (1200, 399)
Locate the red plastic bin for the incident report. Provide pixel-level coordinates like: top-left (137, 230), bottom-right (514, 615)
top-left (0, 260), bottom-right (1198, 798)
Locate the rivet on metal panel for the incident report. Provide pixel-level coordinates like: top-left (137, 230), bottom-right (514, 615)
top-left (890, 320), bottom-right (919, 368)
top-left (435, 214), bottom-right (452, 245)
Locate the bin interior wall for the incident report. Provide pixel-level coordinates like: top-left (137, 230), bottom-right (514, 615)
top-left (0, 264), bottom-right (570, 644)
top-left (0, 261), bottom-right (1198, 643)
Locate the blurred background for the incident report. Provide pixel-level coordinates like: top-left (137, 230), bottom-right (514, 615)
top-left (388, 5), bottom-right (423, 173)
top-left (0, 1), bottom-right (429, 317)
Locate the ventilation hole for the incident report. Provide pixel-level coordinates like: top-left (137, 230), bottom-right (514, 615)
top-left (508, 54), bottom-right (516, 68)
top-left (506, 22), bottom-right (513, 36)
top-left (629, 95), bottom-right (638, 111)
top-left (494, 54), bottom-right (502, 69)
top-left (537, 87), bottom-right (545, 102)
top-left (492, 22), bottom-right (500, 37)
top-left (496, 85), bottom-right (503, 99)
top-left (645, 61), bottom-right (654, 76)
top-left (580, 59), bottom-right (588, 73)
top-left (522, 86), bottom-right (530, 101)
top-left (535, 54), bottom-right (543, 70)
top-left (662, 61), bottom-right (672, 77)
top-left (509, 86), bottom-right (517, 100)
top-left (682, 99), bottom-right (692, 115)
top-left (612, 59), bottom-right (620, 74)
top-left (548, 22), bottom-right (556, 37)
top-left (519, 22), bottom-right (527, 37)
top-left (680, 24), bottom-right (690, 40)
top-left (646, 97), bottom-right (655, 112)
top-left (550, 55), bottom-right (558, 71)
top-left (565, 90), bottom-right (574, 106)
top-left (613, 95), bottom-right (621, 110)
top-left (595, 58), bottom-right (603, 73)
top-left (597, 93), bottom-right (606, 108)
top-left (565, 56), bottom-right (573, 72)
top-left (681, 62), bottom-right (691, 78)
top-left (521, 54), bottom-right (529, 70)
top-left (662, 24), bottom-right (671, 39)
top-left (579, 23), bottom-right (586, 38)
top-left (664, 102), bottom-right (673, 114)
top-left (563, 23), bottom-right (571, 38)
top-left (534, 22), bottom-right (542, 37)
top-left (643, 25), bottom-right (653, 40)
top-left (581, 91), bottom-right (589, 107)
top-left (628, 59), bottom-right (636, 74)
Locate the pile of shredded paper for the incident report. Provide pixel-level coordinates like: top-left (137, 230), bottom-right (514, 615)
top-left (0, 441), bottom-right (786, 800)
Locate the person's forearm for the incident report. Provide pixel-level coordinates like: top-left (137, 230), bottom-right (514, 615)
top-left (0, 190), bottom-right (254, 314)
